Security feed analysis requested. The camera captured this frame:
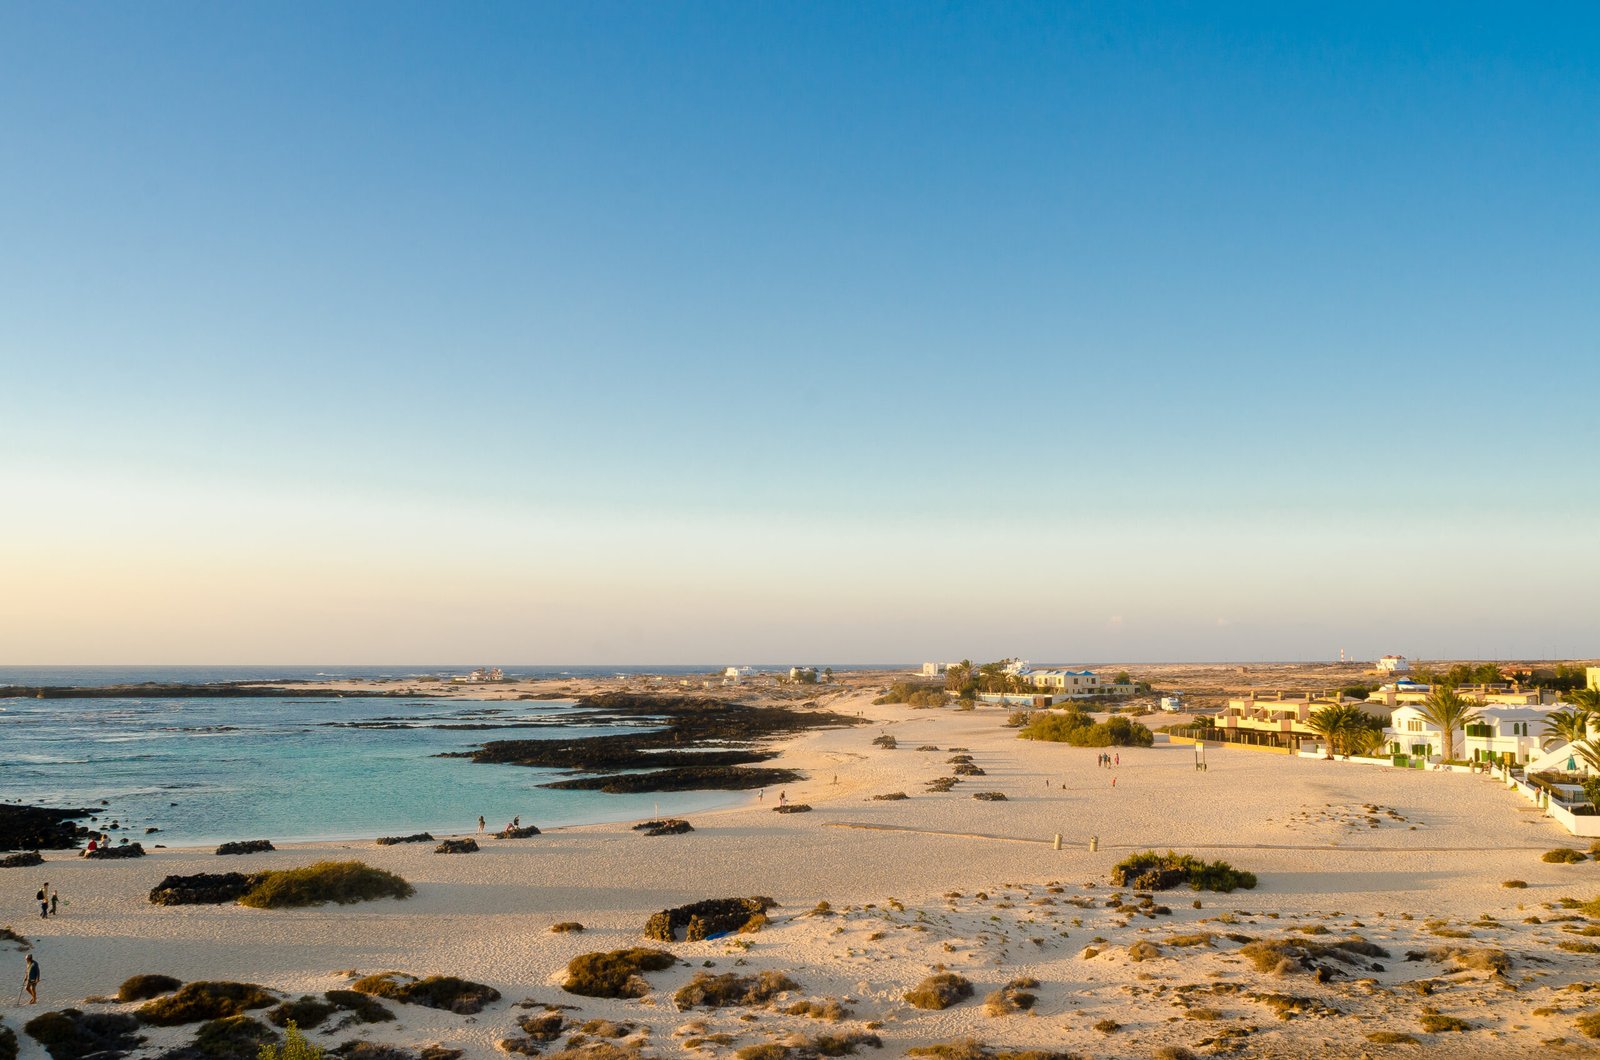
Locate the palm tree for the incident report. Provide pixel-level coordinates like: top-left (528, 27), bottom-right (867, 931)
top-left (1566, 688), bottom-right (1600, 712)
top-left (1418, 687), bottom-right (1481, 762)
top-left (1308, 703), bottom-right (1367, 757)
top-left (1543, 707), bottom-right (1593, 751)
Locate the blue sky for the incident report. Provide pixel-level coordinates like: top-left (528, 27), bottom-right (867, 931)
top-left (1, 3), bottom-right (1596, 663)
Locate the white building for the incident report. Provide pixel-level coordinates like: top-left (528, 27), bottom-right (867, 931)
top-left (921, 662), bottom-right (947, 677)
top-left (1387, 702), bottom-right (1556, 765)
top-left (1589, 666), bottom-right (1600, 692)
top-left (1377, 655), bottom-right (1411, 673)
top-left (1018, 667), bottom-right (1134, 698)
top-left (1160, 696), bottom-right (1184, 712)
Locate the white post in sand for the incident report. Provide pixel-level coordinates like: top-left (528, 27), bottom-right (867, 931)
top-left (1089, 835), bottom-right (1099, 852)
top-left (1053, 833), bottom-right (1062, 850)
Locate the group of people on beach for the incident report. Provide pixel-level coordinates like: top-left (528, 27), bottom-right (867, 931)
top-left (1097, 752), bottom-right (1119, 768)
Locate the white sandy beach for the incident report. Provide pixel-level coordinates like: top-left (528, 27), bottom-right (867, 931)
top-left (5, 691), bottom-right (1599, 1059)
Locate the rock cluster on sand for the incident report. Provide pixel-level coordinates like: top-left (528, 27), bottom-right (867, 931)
top-left (85, 842), bottom-right (146, 859)
top-left (149, 873), bottom-right (257, 906)
top-left (644, 896), bottom-right (774, 942)
top-left (434, 839), bottom-right (478, 855)
top-left (374, 833), bottom-right (434, 846)
top-left (631, 819), bottom-right (693, 836)
top-left (216, 840), bottom-right (275, 856)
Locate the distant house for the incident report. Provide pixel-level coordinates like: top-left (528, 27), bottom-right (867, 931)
top-left (1387, 702), bottom-right (1558, 765)
top-left (723, 666), bottom-right (754, 684)
top-left (1376, 655), bottom-right (1410, 673)
top-left (1215, 691), bottom-right (1388, 750)
top-left (1160, 696), bottom-right (1184, 712)
top-left (921, 662), bottom-right (947, 677)
top-left (1018, 667), bottom-right (1134, 698)
top-left (453, 667), bottom-right (504, 684)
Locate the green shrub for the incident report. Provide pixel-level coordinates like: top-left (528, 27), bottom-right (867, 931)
top-left (117, 973), bottom-right (181, 1002)
top-left (321, 991), bottom-right (394, 1023)
top-left (1419, 1013), bottom-right (1472, 1032)
top-left (1365, 1031), bottom-right (1419, 1044)
top-left (23, 1010), bottom-right (142, 1060)
top-left (1018, 712), bottom-right (1153, 747)
top-left (874, 683), bottom-right (948, 707)
top-left (550, 922), bottom-right (584, 933)
top-left (983, 978), bottom-right (1037, 1016)
top-left (1111, 851), bottom-right (1257, 892)
top-left (258, 1022), bottom-right (322, 1060)
top-left (904, 973), bottom-right (973, 1010)
top-left (137, 982), bottom-right (276, 1026)
top-left (239, 862), bottom-right (413, 908)
top-left (188, 1014), bottom-right (277, 1060)
top-left (561, 949), bottom-right (676, 999)
top-left (673, 971), bottom-right (798, 1008)
top-left (267, 997), bottom-right (337, 1030)
top-left (1543, 848), bottom-right (1587, 864)
top-left (1577, 1011), bottom-right (1600, 1038)
top-left (348, 973), bottom-right (499, 1014)
top-left (1502, 880), bottom-right (1528, 888)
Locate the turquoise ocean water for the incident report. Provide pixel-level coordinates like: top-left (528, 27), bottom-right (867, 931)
top-left (0, 693), bottom-right (756, 847)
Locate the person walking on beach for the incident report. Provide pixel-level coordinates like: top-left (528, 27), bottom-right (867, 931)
top-left (23, 954), bottom-right (40, 1004)
top-left (49, 888), bottom-right (58, 916)
top-left (477, 816), bottom-right (485, 833)
top-left (778, 791), bottom-right (788, 807)
top-left (1114, 753), bottom-right (1120, 767)
top-left (36, 883), bottom-right (48, 920)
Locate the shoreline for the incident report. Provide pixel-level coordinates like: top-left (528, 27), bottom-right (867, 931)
top-left (7, 691), bottom-right (1600, 1058)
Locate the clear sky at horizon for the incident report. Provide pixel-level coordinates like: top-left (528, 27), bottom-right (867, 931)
top-left (2, 3), bottom-right (1596, 665)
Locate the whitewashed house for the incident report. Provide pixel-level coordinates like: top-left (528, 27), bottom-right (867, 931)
top-left (1377, 655), bottom-right (1411, 673)
top-left (1387, 702), bottom-right (1556, 765)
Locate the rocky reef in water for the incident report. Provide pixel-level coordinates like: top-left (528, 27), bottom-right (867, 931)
top-left (0, 682), bottom-right (411, 699)
top-left (0, 804), bottom-right (94, 851)
top-left (449, 693), bottom-right (860, 793)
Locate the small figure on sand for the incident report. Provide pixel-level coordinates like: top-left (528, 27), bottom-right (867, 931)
top-left (23, 953), bottom-right (40, 1004)
top-left (50, 888), bottom-right (58, 916)
top-left (759, 790), bottom-right (764, 801)
top-left (35, 883), bottom-right (48, 920)
top-left (778, 791), bottom-right (788, 807)
top-left (478, 816), bottom-right (485, 833)
top-left (1114, 753), bottom-right (1120, 767)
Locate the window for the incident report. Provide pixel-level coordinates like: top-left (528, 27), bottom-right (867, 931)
top-left (1407, 720), bottom-right (1422, 733)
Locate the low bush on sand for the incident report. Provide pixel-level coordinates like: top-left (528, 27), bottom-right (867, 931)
top-left (137, 982), bottom-right (276, 1026)
top-left (551, 922), bottom-right (585, 933)
top-left (906, 1040), bottom-right (1075, 1059)
top-left (259, 1023), bottom-right (321, 1060)
top-left (644, 897), bottom-right (774, 942)
top-left (1576, 1012), bottom-right (1600, 1038)
top-left (267, 997), bottom-right (337, 1030)
top-left (189, 1014), bottom-right (278, 1060)
top-left (904, 973), bottom-right (974, 1010)
top-left (1018, 711), bottom-right (1153, 748)
top-left (1544, 848), bottom-right (1588, 864)
top-left (117, 974), bottom-right (181, 1002)
top-left (23, 1009), bottom-right (143, 1060)
top-left (1239, 938), bottom-right (1388, 977)
top-left (322, 991), bottom-right (394, 1023)
top-left (1127, 941), bottom-right (1162, 962)
top-left (1408, 946), bottom-right (1510, 974)
top-left (239, 862), bottom-right (413, 908)
top-left (562, 949), bottom-right (676, 999)
top-left (673, 971), bottom-right (798, 1008)
top-left (735, 1032), bottom-right (881, 1059)
top-left (983, 978), bottom-right (1038, 1016)
top-left (349, 974), bottom-right (498, 1014)
top-left (870, 793), bottom-right (909, 801)
top-left (1365, 1031), bottom-right (1420, 1044)
top-left (782, 998), bottom-right (851, 1021)
top-left (1418, 1012), bottom-right (1473, 1033)
top-left (1111, 851), bottom-right (1257, 892)
top-left (1502, 880), bottom-right (1528, 888)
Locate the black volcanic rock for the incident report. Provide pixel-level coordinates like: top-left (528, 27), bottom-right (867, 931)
top-left (150, 873), bottom-right (258, 906)
top-left (215, 840), bottom-right (274, 856)
top-left (0, 804), bottom-right (94, 852)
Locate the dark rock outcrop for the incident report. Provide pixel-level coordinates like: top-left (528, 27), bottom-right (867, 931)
top-left (215, 840), bottom-right (274, 856)
top-left (495, 826), bottom-right (541, 839)
top-left (434, 839), bottom-right (478, 854)
top-left (85, 842), bottom-right (146, 859)
top-left (0, 804), bottom-right (93, 852)
top-left (0, 851), bottom-right (44, 868)
top-left (773, 804), bottom-right (812, 814)
top-left (374, 833), bottom-right (434, 846)
top-left (632, 819), bottom-right (693, 836)
top-left (643, 896), bottom-right (774, 942)
top-left (545, 766), bottom-right (802, 794)
top-left (149, 873), bottom-right (258, 906)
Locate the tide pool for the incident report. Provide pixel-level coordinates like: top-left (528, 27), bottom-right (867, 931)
top-left (0, 695), bottom-right (747, 846)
